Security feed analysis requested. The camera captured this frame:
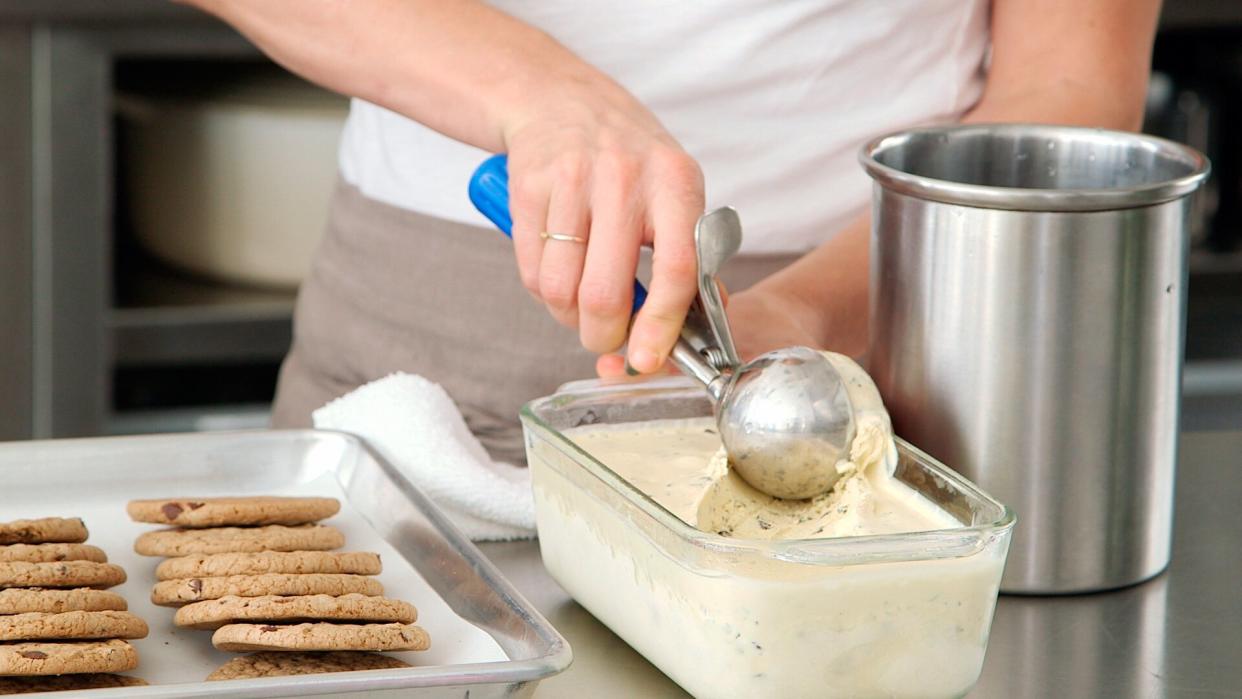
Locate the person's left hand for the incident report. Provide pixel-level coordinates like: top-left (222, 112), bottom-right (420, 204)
top-left (595, 286), bottom-right (818, 377)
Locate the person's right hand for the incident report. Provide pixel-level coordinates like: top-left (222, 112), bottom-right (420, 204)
top-left (500, 82), bottom-right (705, 374)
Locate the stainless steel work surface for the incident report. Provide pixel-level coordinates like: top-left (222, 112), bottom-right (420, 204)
top-left (480, 429), bottom-right (1242, 698)
top-left (0, 430), bottom-right (569, 697)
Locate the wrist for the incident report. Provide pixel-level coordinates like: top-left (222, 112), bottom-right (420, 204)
top-left (492, 60), bottom-right (652, 149)
top-left (750, 243), bottom-right (871, 356)
top-left (760, 283), bottom-right (831, 346)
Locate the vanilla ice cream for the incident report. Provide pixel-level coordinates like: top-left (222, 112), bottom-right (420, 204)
top-left (567, 352), bottom-right (959, 542)
top-left (522, 356), bottom-right (1013, 698)
top-left (568, 417), bottom-right (958, 541)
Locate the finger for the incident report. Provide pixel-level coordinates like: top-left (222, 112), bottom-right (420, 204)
top-left (509, 167), bottom-right (550, 301)
top-left (538, 162), bottom-right (592, 328)
top-left (578, 152), bottom-right (643, 353)
top-left (595, 354), bottom-right (627, 378)
top-left (627, 152), bottom-right (704, 373)
top-left (596, 353), bottom-right (680, 379)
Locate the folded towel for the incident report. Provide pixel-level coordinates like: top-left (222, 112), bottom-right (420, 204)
top-left (312, 372), bottom-right (536, 541)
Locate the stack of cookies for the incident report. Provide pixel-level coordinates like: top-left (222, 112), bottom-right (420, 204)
top-left (0, 516), bottom-right (148, 693)
top-left (128, 496), bottom-right (429, 680)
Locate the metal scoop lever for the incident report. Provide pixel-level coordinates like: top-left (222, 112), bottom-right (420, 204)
top-left (694, 208), bottom-right (742, 370)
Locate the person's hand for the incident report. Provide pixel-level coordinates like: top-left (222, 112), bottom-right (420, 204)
top-left (502, 83), bottom-right (704, 375)
top-left (595, 286), bottom-right (821, 378)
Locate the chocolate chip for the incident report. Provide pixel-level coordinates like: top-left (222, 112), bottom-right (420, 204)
top-left (260, 626), bottom-right (280, 632)
top-left (20, 651), bottom-right (48, 660)
top-left (187, 502), bottom-right (205, 510)
top-left (188, 579), bottom-right (203, 594)
top-left (573, 410), bottom-right (600, 426)
top-left (161, 503), bottom-right (184, 520)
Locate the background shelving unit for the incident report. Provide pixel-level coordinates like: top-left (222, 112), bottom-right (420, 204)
top-left (0, 6), bottom-right (305, 438)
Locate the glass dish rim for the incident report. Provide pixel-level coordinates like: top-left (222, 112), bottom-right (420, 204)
top-left (520, 376), bottom-right (1017, 567)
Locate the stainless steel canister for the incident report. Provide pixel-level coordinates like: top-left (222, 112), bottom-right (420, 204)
top-left (860, 124), bottom-right (1209, 593)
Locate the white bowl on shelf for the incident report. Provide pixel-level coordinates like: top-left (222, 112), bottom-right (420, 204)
top-left (122, 76), bottom-right (349, 289)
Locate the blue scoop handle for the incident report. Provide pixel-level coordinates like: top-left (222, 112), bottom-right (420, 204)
top-left (468, 154), bottom-right (648, 314)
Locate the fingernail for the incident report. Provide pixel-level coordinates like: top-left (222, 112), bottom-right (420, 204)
top-left (630, 349), bottom-right (658, 373)
top-left (624, 362), bottom-right (639, 377)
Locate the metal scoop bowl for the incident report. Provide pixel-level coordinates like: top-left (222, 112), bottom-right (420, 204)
top-left (712, 346), bottom-right (856, 500)
top-left (469, 155), bottom-right (856, 500)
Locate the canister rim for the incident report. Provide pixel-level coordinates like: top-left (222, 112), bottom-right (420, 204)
top-left (859, 123), bottom-right (1210, 212)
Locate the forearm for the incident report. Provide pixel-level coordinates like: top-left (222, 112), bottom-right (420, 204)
top-left (179, 0), bottom-right (631, 152)
top-left (967, 0), bottom-right (1160, 132)
top-left (745, 217), bottom-right (870, 357)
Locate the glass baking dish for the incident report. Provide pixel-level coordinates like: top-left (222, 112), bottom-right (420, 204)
top-left (521, 376), bottom-right (1014, 699)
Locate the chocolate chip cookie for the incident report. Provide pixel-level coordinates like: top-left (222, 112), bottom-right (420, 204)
top-left (135, 524), bottom-right (345, 557)
top-left (176, 593), bottom-right (415, 630)
top-left (151, 574), bottom-right (383, 607)
top-left (0, 611), bottom-right (148, 641)
top-left (0, 588), bottom-right (127, 614)
top-left (0, 639), bottom-right (138, 676)
top-left (207, 651), bottom-right (409, 680)
top-left (127, 497), bottom-right (340, 528)
top-left (0, 673), bottom-right (147, 693)
top-left (156, 551), bottom-right (381, 580)
top-left (0, 544), bottom-right (107, 564)
top-left (0, 518), bottom-right (88, 545)
top-left (0, 562), bottom-right (126, 589)
top-left (212, 622), bottom-right (430, 652)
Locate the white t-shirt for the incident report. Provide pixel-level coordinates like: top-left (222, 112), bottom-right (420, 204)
top-left (339, 0), bottom-right (989, 254)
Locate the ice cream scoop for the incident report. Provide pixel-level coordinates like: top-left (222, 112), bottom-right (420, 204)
top-left (711, 346), bottom-right (857, 499)
top-left (469, 155), bottom-right (856, 499)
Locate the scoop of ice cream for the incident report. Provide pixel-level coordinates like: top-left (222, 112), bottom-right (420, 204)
top-left (696, 351), bottom-right (904, 539)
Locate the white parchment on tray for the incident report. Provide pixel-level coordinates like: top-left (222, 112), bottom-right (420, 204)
top-left (0, 430), bottom-right (565, 697)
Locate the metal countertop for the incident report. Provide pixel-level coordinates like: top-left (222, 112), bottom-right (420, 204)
top-left (478, 429), bottom-right (1242, 698)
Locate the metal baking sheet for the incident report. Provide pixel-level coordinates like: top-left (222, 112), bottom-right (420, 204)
top-left (0, 429), bottom-right (570, 697)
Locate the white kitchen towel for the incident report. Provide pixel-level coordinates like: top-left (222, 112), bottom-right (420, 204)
top-left (312, 372), bottom-right (536, 541)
